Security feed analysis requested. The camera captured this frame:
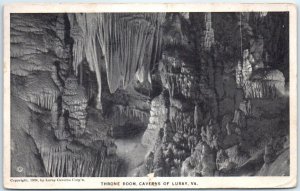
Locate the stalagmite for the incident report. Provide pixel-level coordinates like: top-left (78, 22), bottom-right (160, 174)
top-left (194, 104), bottom-right (203, 129)
top-left (142, 93), bottom-right (169, 147)
top-left (62, 75), bottom-right (88, 136)
top-left (10, 12), bottom-right (291, 178)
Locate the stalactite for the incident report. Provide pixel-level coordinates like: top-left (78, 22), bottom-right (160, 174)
top-left (259, 12), bottom-right (268, 17)
top-left (68, 13), bottom-right (165, 109)
top-left (37, 139), bottom-right (121, 177)
top-left (203, 13), bottom-right (215, 51)
top-left (20, 72), bottom-right (60, 110)
top-left (113, 105), bottom-right (150, 124)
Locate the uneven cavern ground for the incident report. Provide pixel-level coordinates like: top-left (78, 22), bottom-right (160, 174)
top-left (10, 12), bottom-right (290, 177)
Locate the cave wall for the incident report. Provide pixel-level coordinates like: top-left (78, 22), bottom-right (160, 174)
top-left (10, 13), bottom-right (122, 177)
top-left (136, 12), bottom-right (289, 177)
top-left (10, 12), bottom-right (289, 177)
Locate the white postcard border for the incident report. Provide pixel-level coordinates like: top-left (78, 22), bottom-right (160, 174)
top-left (3, 3), bottom-right (297, 189)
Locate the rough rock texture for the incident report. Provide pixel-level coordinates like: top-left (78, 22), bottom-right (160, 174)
top-left (101, 81), bottom-right (151, 139)
top-left (182, 141), bottom-right (216, 176)
top-left (138, 12), bottom-right (289, 177)
top-left (142, 92), bottom-right (169, 148)
top-left (236, 51), bottom-right (286, 99)
top-left (11, 13), bottom-right (122, 177)
top-left (62, 75), bottom-right (88, 136)
top-left (11, 12), bottom-right (289, 177)
top-left (11, 95), bottom-right (47, 177)
top-left (14, 72), bottom-right (60, 110)
top-left (257, 148), bottom-right (289, 176)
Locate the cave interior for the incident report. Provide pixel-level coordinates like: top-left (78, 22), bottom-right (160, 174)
top-left (10, 12), bottom-right (290, 177)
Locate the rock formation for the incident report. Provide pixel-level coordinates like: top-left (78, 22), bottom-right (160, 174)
top-left (62, 75), bottom-right (88, 137)
top-left (10, 12), bottom-right (289, 177)
top-left (11, 13), bottom-right (122, 177)
top-left (68, 13), bottom-right (165, 109)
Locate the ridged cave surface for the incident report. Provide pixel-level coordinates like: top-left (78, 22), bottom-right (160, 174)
top-left (10, 12), bottom-right (289, 177)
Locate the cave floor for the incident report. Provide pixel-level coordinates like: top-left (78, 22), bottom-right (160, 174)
top-left (80, 107), bottom-right (149, 176)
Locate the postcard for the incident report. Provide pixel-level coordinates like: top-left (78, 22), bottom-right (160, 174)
top-left (3, 3), bottom-right (297, 189)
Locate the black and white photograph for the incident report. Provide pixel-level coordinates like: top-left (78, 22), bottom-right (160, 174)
top-left (3, 3), bottom-right (297, 189)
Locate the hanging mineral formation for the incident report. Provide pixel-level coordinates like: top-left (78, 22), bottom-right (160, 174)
top-left (68, 13), bottom-right (165, 109)
top-left (259, 12), bottom-right (268, 17)
top-left (203, 13), bottom-right (215, 50)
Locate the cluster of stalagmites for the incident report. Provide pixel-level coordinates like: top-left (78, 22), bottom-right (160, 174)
top-left (139, 98), bottom-right (221, 177)
top-left (140, 93), bottom-right (288, 177)
top-left (159, 54), bottom-right (200, 99)
top-left (137, 12), bottom-right (289, 177)
top-left (138, 33), bottom-right (220, 176)
top-left (11, 12), bottom-right (289, 177)
top-left (182, 141), bottom-right (216, 176)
